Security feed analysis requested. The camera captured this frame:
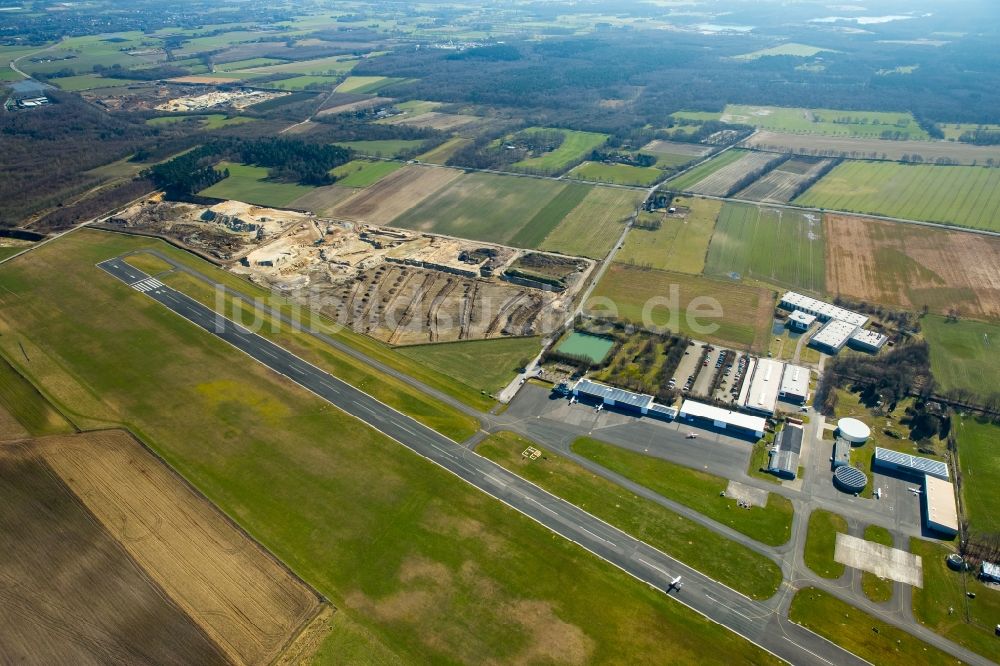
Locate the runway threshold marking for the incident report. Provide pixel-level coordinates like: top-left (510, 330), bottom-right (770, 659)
top-left (782, 637), bottom-right (836, 666)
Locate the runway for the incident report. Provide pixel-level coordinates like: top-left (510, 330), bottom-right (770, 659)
top-left (98, 257), bottom-right (867, 666)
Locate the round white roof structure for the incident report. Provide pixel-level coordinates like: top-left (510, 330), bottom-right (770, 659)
top-left (837, 417), bottom-right (871, 443)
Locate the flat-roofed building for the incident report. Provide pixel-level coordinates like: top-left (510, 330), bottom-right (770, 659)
top-left (779, 292), bottom-right (868, 327)
top-left (923, 474), bottom-right (959, 536)
top-left (832, 437), bottom-right (851, 469)
top-left (572, 379), bottom-right (654, 414)
top-left (768, 423), bottom-right (802, 479)
top-left (678, 400), bottom-right (766, 439)
top-left (779, 364), bottom-right (810, 404)
top-left (872, 447), bottom-right (949, 481)
top-left (739, 358), bottom-right (784, 415)
top-left (788, 310), bottom-right (817, 331)
top-left (810, 319), bottom-right (859, 353)
top-left (849, 328), bottom-right (889, 353)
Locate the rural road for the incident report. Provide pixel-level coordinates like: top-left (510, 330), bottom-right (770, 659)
top-left (97, 255), bottom-right (871, 666)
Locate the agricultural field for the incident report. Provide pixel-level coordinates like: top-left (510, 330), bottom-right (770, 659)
top-left (615, 196), bottom-right (721, 274)
top-left (233, 55), bottom-right (357, 76)
top-left (640, 140), bottom-right (712, 169)
top-left (955, 417), bottom-right (1000, 533)
top-left (0, 355), bottom-right (72, 437)
top-left (922, 316), bottom-right (1000, 395)
top-left (796, 161), bottom-right (1000, 232)
top-left (147, 114), bottom-right (256, 129)
top-left (736, 157), bottom-right (833, 203)
top-left (395, 337), bottom-right (541, 395)
top-left (416, 137), bottom-right (471, 164)
top-left (53, 75), bottom-right (136, 91)
top-left (511, 128), bottom-right (609, 174)
top-left (270, 75), bottom-right (341, 90)
top-left (664, 148), bottom-right (749, 192)
top-left (590, 264), bottom-right (773, 352)
top-left (331, 165), bottom-right (461, 225)
top-left (823, 214), bottom-right (1000, 320)
top-left (538, 186), bottom-right (644, 259)
top-left (479, 433), bottom-right (783, 599)
top-left (722, 105), bottom-right (928, 139)
top-left (0, 231), bottom-right (778, 665)
top-left (568, 161), bottom-right (662, 186)
top-left (733, 43), bottom-right (835, 60)
top-left (391, 111), bottom-right (479, 131)
top-left (939, 122), bottom-right (1000, 141)
top-left (911, 539), bottom-right (1000, 661)
top-left (745, 130), bottom-right (1000, 165)
top-left (704, 203), bottom-right (825, 293)
top-left (199, 161), bottom-right (315, 208)
top-left (333, 139), bottom-right (426, 157)
top-left (215, 57), bottom-right (288, 71)
top-left (21, 33), bottom-right (165, 76)
top-left (670, 111), bottom-right (723, 123)
top-left (330, 159), bottom-right (402, 188)
top-left (335, 75), bottom-right (410, 94)
top-left (390, 172), bottom-right (582, 246)
top-left (671, 150), bottom-right (779, 197)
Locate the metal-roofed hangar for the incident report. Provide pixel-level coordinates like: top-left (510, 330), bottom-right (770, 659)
top-left (779, 364), bottom-right (809, 404)
top-left (679, 400), bottom-right (766, 440)
top-left (872, 447), bottom-right (949, 481)
top-left (738, 357), bottom-right (783, 415)
top-left (768, 423), bottom-right (802, 479)
top-left (572, 379), bottom-right (654, 414)
top-left (923, 475), bottom-right (959, 536)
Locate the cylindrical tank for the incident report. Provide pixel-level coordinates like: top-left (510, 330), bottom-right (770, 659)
top-left (837, 417), bottom-right (871, 444)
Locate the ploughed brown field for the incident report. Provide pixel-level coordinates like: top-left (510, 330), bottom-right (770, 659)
top-left (0, 428), bottom-right (322, 665)
top-left (331, 165), bottom-right (461, 225)
top-left (824, 213), bottom-right (1000, 320)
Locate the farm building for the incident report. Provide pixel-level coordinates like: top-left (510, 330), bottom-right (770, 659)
top-left (848, 328), bottom-right (888, 353)
top-left (923, 475), bottom-right (959, 536)
top-left (779, 292), bottom-right (868, 327)
top-left (872, 447), bottom-right (949, 481)
top-left (810, 319), bottom-right (859, 353)
top-left (678, 400), bottom-right (766, 439)
top-left (768, 423), bottom-right (802, 479)
top-left (779, 364), bottom-right (810, 404)
top-left (738, 357), bottom-right (784, 415)
top-left (572, 379), bottom-right (653, 414)
top-left (788, 310), bottom-right (817, 331)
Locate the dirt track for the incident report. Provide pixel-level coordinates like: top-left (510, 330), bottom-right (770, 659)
top-left (825, 213), bottom-right (1000, 319)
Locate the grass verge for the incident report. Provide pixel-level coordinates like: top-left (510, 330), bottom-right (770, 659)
top-left (803, 509), bottom-right (848, 578)
top-left (862, 525), bottom-right (894, 603)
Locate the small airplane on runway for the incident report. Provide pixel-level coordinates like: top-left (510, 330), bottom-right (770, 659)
top-left (907, 487), bottom-right (922, 495)
top-left (685, 433), bottom-right (698, 439)
top-left (667, 575), bottom-right (683, 592)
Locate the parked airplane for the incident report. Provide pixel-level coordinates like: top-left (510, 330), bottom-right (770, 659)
top-left (908, 487), bottom-right (922, 495)
top-left (685, 433), bottom-right (698, 439)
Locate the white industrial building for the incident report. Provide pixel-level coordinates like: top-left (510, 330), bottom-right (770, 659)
top-left (778, 364), bottom-right (810, 404)
top-left (779, 292), bottom-right (868, 327)
top-left (678, 400), bottom-right (766, 439)
top-left (810, 319), bottom-right (859, 353)
top-left (787, 310), bottom-right (817, 331)
top-left (923, 475), bottom-right (959, 536)
top-left (572, 379), bottom-right (653, 414)
top-left (872, 447), bottom-right (948, 480)
top-left (849, 328), bottom-right (889, 352)
top-left (738, 358), bottom-right (784, 415)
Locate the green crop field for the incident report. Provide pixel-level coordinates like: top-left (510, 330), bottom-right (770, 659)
top-left (955, 417), bottom-right (1000, 533)
top-left (734, 43), bottom-right (835, 60)
top-left (198, 161), bottom-right (315, 208)
top-left (330, 159), bottom-right (402, 188)
top-left (0, 230), bottom-right (780, 665)
top-left (790, 588), bottom-right (960, 666)
top-left (704, 203), bottom-right (825, 293)
top-left (390, 172), bottom-right (577, 247)
top-left (236, 55), bottom-right (357, 76)
top-left (334, 139), bottom-right (425, 157)
top-left (568, 161), bottom-right (662, 186)
top-left (215, 57), bottom-right (287, 71)
top-left (511, 129), bottom-right (609, 174)
top-left (335, 75), bottom-right (410, 94)
top-left (803, 509), bottom-right (848, 578)
top-left (415, 137), bottom-right (470, 164)
top-left (395, 337), bottom-right (540, 395)
top-left (573, 437), bottom-right (793, 547)
top-left (53, 75), bottom-right (135, 91)
top-left (590, 264), bottom-right (773, 352)
top-left (911, 539), bottom-right (1000, 661)
top-left (539, 186), bottom-right (643, 259)
top-left (147, 114), bottom-right (255, 129)
top-left (480, 433), bottom-right (783, 599)
top-left (616, 196), bottom-right (720, 274)
top-left (270, 75), bottom-right (341, 90)
top-left (0, 355), bottom-right (73, 437)
top-left (508, 182), bottom-right (590, 248)
top-left (939, 122), bottom-right (1000, 141)
top-left (921, 316), bottom-right (1000, 395)
top-left (722, 105), bottom-right (927, 139)
top-left (664, 149), bottom-right (748, 191)
top-left (796, 161), bottom-right (1000, 232)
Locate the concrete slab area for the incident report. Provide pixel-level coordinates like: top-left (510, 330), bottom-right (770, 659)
top-left (834, 533), bottom-right (923, 587)
top-left (725, 480), bottom-right (769, 507)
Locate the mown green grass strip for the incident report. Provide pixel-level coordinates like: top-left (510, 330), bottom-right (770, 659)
top-left (509, 183), bottom-right (590, 248)
top-left (572, 437), bottom-right (794, 547)
top-left (0, 354), bottom-right (74, 436)
top-left (803, 509), bottom-right (848, 578)
top-left (861, 525), bottom-right (894, 603)
top-left (478, 432), bottom-right (783, 600)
